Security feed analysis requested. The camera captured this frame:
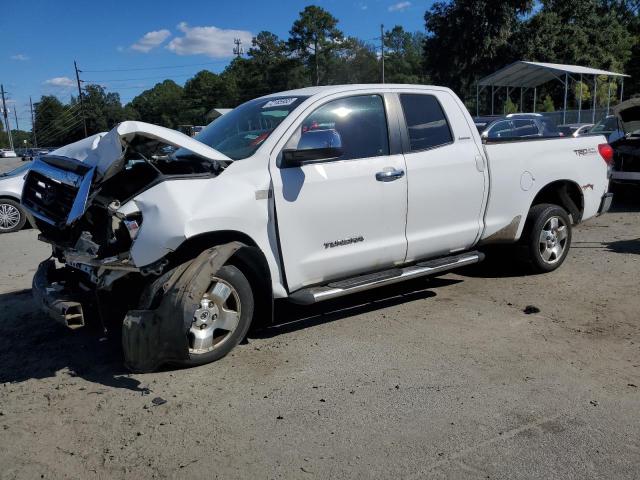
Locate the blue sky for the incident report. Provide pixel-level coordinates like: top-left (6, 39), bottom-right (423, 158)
top-left (0, 0), bottom-right (431, 131)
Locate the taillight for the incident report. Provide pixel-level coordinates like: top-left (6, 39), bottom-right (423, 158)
top-left (598, 143), bottom-right (614, 165)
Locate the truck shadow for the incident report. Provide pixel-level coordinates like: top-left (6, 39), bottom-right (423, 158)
top-left (610, 184), bottom-right (640, 213)
top-left (255, 277), bottom-right (461, 339)
top-left (603, 238), bottom-right (640, 255)
top-left (456, 248), bottom-right (532, 279)
top-left (0, 277), bottom-right (463, 388)
top-left (0, 289), bottom-right (146, 392)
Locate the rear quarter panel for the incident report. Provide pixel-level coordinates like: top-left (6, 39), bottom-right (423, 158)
top-left (481, 135), bottom-right (609, 242)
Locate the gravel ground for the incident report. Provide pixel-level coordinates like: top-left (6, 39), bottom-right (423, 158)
top-left (0, 194), bottom-right (638, 479)
top-left (0, 157), bottom-right (27, 174)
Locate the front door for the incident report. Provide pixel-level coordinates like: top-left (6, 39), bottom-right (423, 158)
top-left (270, 94), bottom-right (408, 292)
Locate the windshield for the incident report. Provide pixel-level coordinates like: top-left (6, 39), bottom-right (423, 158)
top-left (591, 116), bottom-right (619, 133)
top-left (176, 96), bottom-right (309, 161)
top-left (0, 163), bottom-right (30, 178)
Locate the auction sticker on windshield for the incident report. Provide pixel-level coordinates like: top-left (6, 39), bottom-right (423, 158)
top-left (263, 98), bottom-right (298, 109)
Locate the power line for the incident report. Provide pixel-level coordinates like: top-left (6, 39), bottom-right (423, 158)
top-left (35, 105), bottom-right (84, 139)
top-left (36, 115), bottom-right (83, 143)
top-left (82, 60), bottom-right (229, 73)
top-left (83, 72), bottom-right (198, 83)
top-left (37, 117), bottom-right (84, 145)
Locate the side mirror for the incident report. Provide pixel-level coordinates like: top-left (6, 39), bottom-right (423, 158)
top-left (282, 129), bottom-right (343, 167)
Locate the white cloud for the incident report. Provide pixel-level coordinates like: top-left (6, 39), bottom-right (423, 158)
top-left (358, 2), bottom-right (368, 10)
top-left (166, 22), bottom-right (253, 58)
top-left (388, 1), bottom-right (411, 12)
top-left (44, 77), bottom-right (75, 88)
top-left (130, 29), bottom-right (171, 53)
top-left (10, 54), bottom-right (29, 61)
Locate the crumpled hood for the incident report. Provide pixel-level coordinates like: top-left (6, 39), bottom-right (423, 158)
top-left (50, 121), bottom-right (231, 181)
top-left (613, 98), bottom-right (640, 135)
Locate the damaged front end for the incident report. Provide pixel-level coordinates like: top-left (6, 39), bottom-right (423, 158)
top-left (23, 121), bottom-right (233, 363)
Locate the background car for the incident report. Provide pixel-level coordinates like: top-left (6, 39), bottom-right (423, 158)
top-left (557, 123), bottom-right (594, 137)
top-left (472, 115), bottom-right (503, 133)
top-left (0, 163), bottom-right (31, 233)
top-left (481, 116), bottom-right (562, 139)
top-left (590, 115), bottom-right (625, 143)
top-left (0, 149), bottom-right (17, 158)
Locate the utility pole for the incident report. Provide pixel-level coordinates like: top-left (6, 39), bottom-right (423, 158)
top-left (74, 60), bottom-right (88, 137)
top-left (1, 85), bottom-right (14, 151)
top-left (30, 97), bottom-right (37, 147)
top-left (380, 24), bottom-right (385, 84)
top-left (314, 35), bottom-right (319, 86)
top-left (13, 107), bottom-right (19, 132)
top-left (233, 38), bottom-right (244, 58)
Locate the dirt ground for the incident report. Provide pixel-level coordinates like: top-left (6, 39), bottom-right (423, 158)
top-left (0, 186), bottom-right (639, 479)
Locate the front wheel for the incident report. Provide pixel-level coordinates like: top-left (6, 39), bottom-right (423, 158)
top-left (521, 203), bottom-right (572, 273)
top-left (180, 264), bottom-right (254, 367)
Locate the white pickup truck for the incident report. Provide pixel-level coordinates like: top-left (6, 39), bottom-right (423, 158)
top-left (22, 84), bottom-right (612, 372)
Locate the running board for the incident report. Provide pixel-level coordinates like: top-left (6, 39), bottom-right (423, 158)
top-left (289, 251), bottom-right (484, 305)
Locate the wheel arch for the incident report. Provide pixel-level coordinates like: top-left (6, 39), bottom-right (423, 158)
top-left (529, 180), bottom-right (584, 224)
top-left (168, 231), bottom-right (274, 329)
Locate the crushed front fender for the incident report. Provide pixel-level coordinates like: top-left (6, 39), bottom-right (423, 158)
top-left (122, 241), bottom-right (244, 373)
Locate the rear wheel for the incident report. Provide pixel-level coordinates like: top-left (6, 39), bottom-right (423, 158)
top-left (521, 203), bottom-right (572, 273)
top-left (0, 199), bottom-right (27, 233)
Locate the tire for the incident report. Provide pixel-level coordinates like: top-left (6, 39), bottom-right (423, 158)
top-left (520, 203), bottom-right (572, 273)
top-left (180, 264), bottom-right (254, 367)
top-left (0, 198), bottom-right (27, 233)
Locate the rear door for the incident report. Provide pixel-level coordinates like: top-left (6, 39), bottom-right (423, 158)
top-left (398, 91), bottom-right (487, 262)
top-left (270, 93), bottom-right (408, 292)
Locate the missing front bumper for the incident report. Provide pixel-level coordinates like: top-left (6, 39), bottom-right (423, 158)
top-left (32, 260), bottom-right (85, 329)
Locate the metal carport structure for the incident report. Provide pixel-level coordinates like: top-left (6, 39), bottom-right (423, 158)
top-left (477, 61), bottom-right (629, 124)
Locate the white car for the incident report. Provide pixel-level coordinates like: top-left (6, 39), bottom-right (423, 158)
top-left (0, 163), bottom-right (30, 233)
top-left (22, 84), bottom-right (612, 371)
top-left (0, 149), bottom-right (17, 158)
top-left (558, 123), bottom-right (594, 137)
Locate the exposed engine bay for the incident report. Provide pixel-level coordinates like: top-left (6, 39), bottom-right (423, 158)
top-left (22, 121), bottom-right (232, 284)
top-left (21, 121), bottom-right (234, 342)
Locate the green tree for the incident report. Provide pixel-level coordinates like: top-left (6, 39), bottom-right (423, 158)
top-left (72, 85), bottom-right (129, 138)
top-left (538, 94), bottom-right (556, 112)
top-left (33, 95), bottom-right (66, 146)
top-left (423, 0), bottom-right (533, 99)
top-left (504, 96), bottom-right (518, 114)
top-left (574, 81), bottom-right (592, 108)
top-left (288, 5), bottom-right (344, 85)
top-left (129, 80), bottom-right (186, 129)
top-left (222, 31), bottom-right (308, 104)
top-left (516, 0), bottom-right (634, 72)
top-left (384, 26), bottom-right (426, 84)
top-left (183, 70), bottom-right (235, 124)
top-left (328, 37), bottom-right (379, 84)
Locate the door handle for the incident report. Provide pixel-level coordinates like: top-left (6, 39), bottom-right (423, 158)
top-left (375, 168), bottom-right (405, 182)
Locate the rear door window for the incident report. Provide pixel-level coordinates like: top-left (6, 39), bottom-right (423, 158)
top-left (513, 119), bottom-right (539, 136)
top-left (399, 94), bottom-right (453, 151)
